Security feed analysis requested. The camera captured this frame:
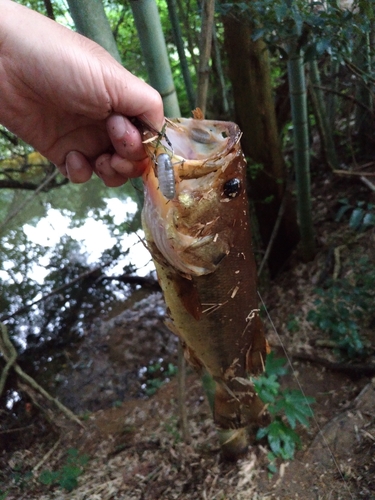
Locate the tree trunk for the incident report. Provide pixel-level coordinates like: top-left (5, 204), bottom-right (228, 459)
top-left (223, 14), bottom-right (299, 276)
top-left (308, 59), bottom-right (338, 170)
top-left (176, 0), bottom-right (199, 73)
top-left (287, 46), bottom-right (315, 261)
top-left (130, 0), bottom-right (181, 117)
top-left (354, 0), bottom-right (374, 156)
top-left (166, 0), bottom-right (196, 111)
top-left (212, 24), bottom-right (229, 117)
top-left (67, 0), bottom-right (122, 63)
top-left (327, 58), bottom-right (340, 129)
top-left (196, 0), bottom-right (216, 116)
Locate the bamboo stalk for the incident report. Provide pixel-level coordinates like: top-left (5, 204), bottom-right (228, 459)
top-left (308, 59), bottom-right (338, 170)
top-left (67, 0), bottom-right (122, 63)
top-left (212, 24), bottom-right (229, 115)
top-left (287, 46), bottom-right (315, 261)
top-left (166, 0), bottom-right (195, 110)
top-left (196, 0), bottom-right (215, 115)
top-left (130, 0), bottom-right (181, 117)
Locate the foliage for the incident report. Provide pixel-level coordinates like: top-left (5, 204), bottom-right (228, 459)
top-left (335, 198), bottom-right (375, 232)
top-left (219, 0), bottom-right (373, 62)
top-left (254, 352), bottom-right (315, 473)
top-left (307, 257), bottom-right (374, 358)
top-left (38, 448), bottom-right (89, 492)
top-left (141, 360), bottom-right (177, 396)
top-left (164, 414), bottom-right (181, 443)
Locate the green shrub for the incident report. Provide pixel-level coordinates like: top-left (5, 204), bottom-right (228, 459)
top-left (336, 199), bottom-right (375, 232)
top-left (141, 361), bottom-right (177, 396)
top-left (38, 448), bottom-right (89, 493)
top-left (254, 352), bottom-right (315, 474)
top-left (307, 257), bottom-right (374, 359)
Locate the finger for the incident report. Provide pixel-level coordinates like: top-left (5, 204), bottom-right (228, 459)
top-left (107, 114), bottom-right (146, 162)
top-left (110, 153), bottom-right (150, 179)
top-left (56, 163), bottom-right (68, 177)
top-left (65, 151), bottom-right (93, 183)
top-left (95, 153), bottom-right (129, 187)
top-left (109, 70), bottom-right (164, 131)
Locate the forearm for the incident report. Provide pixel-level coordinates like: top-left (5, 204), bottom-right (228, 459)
top-left (0, 0), bottom-right (32, 133)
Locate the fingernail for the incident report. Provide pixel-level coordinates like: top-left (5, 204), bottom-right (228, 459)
top-left (108, 114), bottom-right (127, 140)
top-left (66, 151), bottom-right (81, 174)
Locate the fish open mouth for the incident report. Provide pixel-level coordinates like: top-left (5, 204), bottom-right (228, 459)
top-left (143, 118), bottom-right (242, 199)
top-left (160, 118), bottom-right (241, 164)
top-left (141, 117), bottom-right (246, 276)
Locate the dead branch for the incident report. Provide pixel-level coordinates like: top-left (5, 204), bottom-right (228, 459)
top-left (333, 245), bottom-right (345, 281)
top-left (0, 263), bottom-right (108, 322)
top-left (312, 84), bottom-right (371, 111)
top-left (100, 274), bottom-right (159, 289)
top-left (293, 352), bottom-right (375, 377)
top-left (32, 438), bottom-right (62, 474)
top-left (0, 169), bottom-right (61, 235)
top-left (360, 176), bottom-right (375, 192)
top-left (177, 342), bottom-right (191, 443)
top-left (0, 267), bottom-right (158, 323)
top-left (0, 177), bottom-right (68, 190)
top-left (333, 169), bottom-right (375, 177)
top-left (0, 424), bottom-right (34, 435)
top-left (258, 189), bottom-right (288, 278)
top-left (0, 323), bottom-right (17, 396)
top-left (0, 322), bottom-right (84, 427)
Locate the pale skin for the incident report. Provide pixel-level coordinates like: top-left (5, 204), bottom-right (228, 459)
top-left (0, 0), bottom-right (164, 187)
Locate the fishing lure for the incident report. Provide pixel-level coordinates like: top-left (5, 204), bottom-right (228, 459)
top-left (156, 153), bottom-right (176, 200)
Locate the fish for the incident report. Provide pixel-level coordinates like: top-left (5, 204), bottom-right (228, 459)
top-left (141, 116), bottom-right (269, 459)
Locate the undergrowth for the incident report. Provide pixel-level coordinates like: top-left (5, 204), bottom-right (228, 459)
top-left (38, 448), bottom-right (89, 492)
top-left (307, 256), bottom-right (374, 359)
top-left (254, 352), bottom-right (315, 474)
top-left (336, 199), bottom-right (375, 232)
top-left (141, 360), bottom-right (177, 396)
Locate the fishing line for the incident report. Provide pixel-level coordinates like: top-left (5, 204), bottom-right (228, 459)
top-left (257, 291), bottom-right (355, 499)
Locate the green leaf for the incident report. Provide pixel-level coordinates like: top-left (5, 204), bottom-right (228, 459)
top-left (59, 475), bottom-right (78, 492)
top-left (38, 470), bottom-right (60, 486)
top-left (335, 202), bottom-right (352, 222)
top-left (265, 352), bottom-right (288, 377)
top-left (349, 207), bottom-right (364, 230)
top-left (363, 212), bottom-right (375, 228)
top-left (254, 374), bottom-right (280, 404)
top-left (252, 28), bottom-right (265, 41)
top-left (274, 3), bottom-right (288, 22)
top-left (272, 390), bottom-right (315, 428)
top-left (259, 420), bottom-right (301, 460)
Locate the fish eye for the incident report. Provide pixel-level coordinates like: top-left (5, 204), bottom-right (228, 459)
top-left (223, 178), bottom-right (241, 198)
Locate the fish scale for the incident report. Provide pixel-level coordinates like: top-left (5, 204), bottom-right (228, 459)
top-left (141, 117), bottom-right (269, 459)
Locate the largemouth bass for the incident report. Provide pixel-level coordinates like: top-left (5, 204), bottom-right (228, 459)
top-left (141, 117), bottom-right (268, 458)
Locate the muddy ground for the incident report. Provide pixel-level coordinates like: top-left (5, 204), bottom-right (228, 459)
top-left (1, 173), bottom-right (375, 499)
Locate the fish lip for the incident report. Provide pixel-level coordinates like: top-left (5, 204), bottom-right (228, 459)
top-left (143, 118), bottom-right (242, 182)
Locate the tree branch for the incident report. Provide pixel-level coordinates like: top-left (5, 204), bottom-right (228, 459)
top-left (0, 323), bottom-right (17, 397)
top-left (0, 322), bottom-right (84, 427)
top-left (0, 169), bottom-right (65, 235)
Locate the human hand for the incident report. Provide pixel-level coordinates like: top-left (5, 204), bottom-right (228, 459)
top-left (0, 0), bottom-right (164, 186)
